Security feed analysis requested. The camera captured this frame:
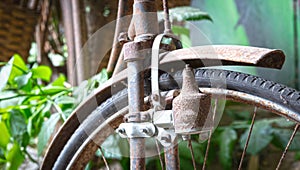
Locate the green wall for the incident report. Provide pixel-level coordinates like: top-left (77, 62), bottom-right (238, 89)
top-left (191, 0), bottom-right (297, 88)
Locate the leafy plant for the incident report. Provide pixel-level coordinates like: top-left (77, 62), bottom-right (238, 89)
top-left (0, 54), bottom-right (108, 169)
top-left (0, 55), bottom-right (108, 169)
top-left (214, 114), bottom-right (299, 169)
top-left (0, 55), bottom-right (73, 169)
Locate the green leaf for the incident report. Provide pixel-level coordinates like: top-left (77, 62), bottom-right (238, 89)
top-left (240, 120), bottom-right (273, 155)
top-left (54, 96), bottom-right (76, 105)
top-left (52, 74), bottom-right (66, 86)
top-left (0, 58), bottom-right (14, 91)
top-left (271, 118), bottom-right (295, 128)
top-left (38, 113), bottom-right (60, 156)
top-left (0, 121), bottom-right (10, 148)
top-left (5, 142), bottom-right (24, 170)
top-left (167, 6), bottom-right (212, 22)
top-left (219, 128), bottom-right (237, 170)
top-left (171, 26), bottom-right (192, 48)
top-left (32, 66), bottom-right (52, 82)
top-left (84, 161), bottom-right (93, 170)
top-left (0, 91), bottom-right (20, 109)
top-left (41, 85), bottom-right (67, 94)
top-left (9, 110), bottom-right (27, 145)
top-left (27, 105), bottom-right (47, 137)
top-left (172, 25), bottom-right (190, 37)
top-left (14, 72), bottom-right (32, 88)
top-left (90, 68), bottom-right (109, 89)
top-left (40, 101), bottom-right (52, 117)
top-left (272, 129), bottom-right (300, 151)
top-left (8, 54), bottom-right (28, 84)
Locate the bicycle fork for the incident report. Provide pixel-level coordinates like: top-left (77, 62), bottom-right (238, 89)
top-left (123, 0), bottom-right (159, 169)
top-left (117, 0), bottom-right (212, 169)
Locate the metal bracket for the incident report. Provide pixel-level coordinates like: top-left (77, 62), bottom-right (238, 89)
top-left (153, 110), bottom-right (173, 128)
top-left (151, 34), bottom-right (182, 111)
top-left (117, 109), bottom-right (177, 147)
top-left (116, 122), bottom-right (157, 138)
top-left (151, 34), bottom-right (166, 111)
top-left (156, 127), bottom-right (177, 147)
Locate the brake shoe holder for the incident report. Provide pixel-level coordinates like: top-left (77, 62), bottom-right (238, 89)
top-left (151, 33), bottom-right (182, 111)
top-left (150, 34), bottom-right (182, 147)
top-left (117, 34), bottom-right (182, 141)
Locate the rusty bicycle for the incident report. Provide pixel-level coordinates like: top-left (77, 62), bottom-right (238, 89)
top-left (42, 0), bottom-right (300, 169)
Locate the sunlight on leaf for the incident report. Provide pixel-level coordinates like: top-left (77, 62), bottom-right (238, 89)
top-left (32, 66), bottom-right (52, 82)
top-left (14, 72), bottom-right (32, 88)
top-left (5, 142), bottom-right (24, 170)
top-left (8, 54), bottom-right (28, 84)
top-left (0, 122), bottom-right (10, 148)
top-left (52, 74), bottom-right (66, 87)
top-left (0, 58), bottom-right (14, 91)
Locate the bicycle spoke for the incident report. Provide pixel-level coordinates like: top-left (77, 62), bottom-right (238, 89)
top-left (188, 137), bottom-right (197, 170)
top-left (155, 139), bottom-right (165, 170)
top-left (202, 99), bottom-right (218, 170)
top-left (99, 147), bottom-right (110, 170)
top-left (238, 106), bottom-right (257, 170)
top-left (201, 131), bottom-right (212, 170)
top-left (276, 124), bottom-right (300, 170)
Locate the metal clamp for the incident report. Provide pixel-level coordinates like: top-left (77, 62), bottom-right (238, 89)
top-left (116, 122), bottom-right (157, 138)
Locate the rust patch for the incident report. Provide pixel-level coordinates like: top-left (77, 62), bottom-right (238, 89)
top-left (173, 65), bottom-right (212, 134)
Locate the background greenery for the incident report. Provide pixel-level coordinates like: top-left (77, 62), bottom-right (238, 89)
top-left (192, 0), bottom-right (298, 88)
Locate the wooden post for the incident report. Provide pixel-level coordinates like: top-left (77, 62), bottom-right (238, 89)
top-left (60, 0), bottom-right (77, 85)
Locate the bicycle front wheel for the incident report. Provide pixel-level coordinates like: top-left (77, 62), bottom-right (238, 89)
top-left (45, 68), bottom-right (300, 170)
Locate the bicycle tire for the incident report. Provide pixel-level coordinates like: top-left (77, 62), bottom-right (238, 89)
top-left (49, 68), bottom-right (300, 169)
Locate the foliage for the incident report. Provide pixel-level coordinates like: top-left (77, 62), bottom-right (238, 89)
top-left (218, 127), bottom-right (237, 169)
top-left (0, 54), bottom-right (109, 169)
top-left (158, 6), bottom-right (212, 22)
top-left (0, 55), bottom-right (72, 169)
top-left (214, 107), bottom-right (299, 169)
top-left (158, 6), bottom-right (212, 48)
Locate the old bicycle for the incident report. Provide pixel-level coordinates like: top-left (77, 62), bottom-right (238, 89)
top-left (42, 0), bottom-right (300, 169)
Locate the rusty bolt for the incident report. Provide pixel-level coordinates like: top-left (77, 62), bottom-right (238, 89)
top-left (118, 128), bottom-right (126, 134)
top-left (141, 112), bottom-right (150, 121)
top-left (118, 32), bottom-right (130, 44)
top-left (141, 128), bottom-right (149, 134)
top-left (160, 134), bottom-right (171, 143)
top-left (152, 94), bottom-right (159, 101)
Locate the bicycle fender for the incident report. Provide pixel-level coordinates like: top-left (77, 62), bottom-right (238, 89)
top-left (160, 45), bottom-right (285, 69)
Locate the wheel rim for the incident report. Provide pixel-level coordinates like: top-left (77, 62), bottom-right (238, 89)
top-left (66, 88), bottom-right (300, 169)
